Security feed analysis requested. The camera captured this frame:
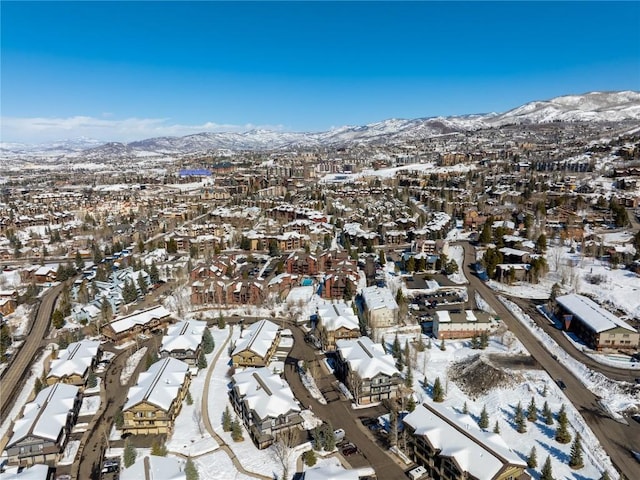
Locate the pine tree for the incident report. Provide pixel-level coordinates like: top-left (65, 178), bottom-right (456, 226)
top-left (462, 401), bottom-right (468, 414)
top-left (479, 331), bottom-right (489, 349)
top-left (33, 376), bottom-right (44, 395)
top-left (542, 383), bottom-right (548, 397)
top-left (527, 396), bottom-right (537, 422)
top-left (432, 377), bottom-right (444, 402)
top-left (543, 401), bottom-right (553, 425)
top-left (197, 350), bottom-right (208, 370)
top-left (137, 272), bottom-right (148, 295)
top-left (52, 309), bottom-right (65, 329)
top-left (186, 389), bottom-right (193, 405)
top-left (323, 423), bottom-right (336, 451)
top-left (185, 456), bottom-right (199, 480)
top-left (569, 433), bottom-right (584, 469)
top-left (222, 406), bottom-right (232, 431)
top-left (392, 334), bottom-right (400, 357)
top-left (231, 417), bottom-right (243, 441)
top-left (470, 333), bottom-right (480, 349)
top-left (478, 405), bottom-right (489, 429)
top-left (404, 364), bottom-right (413, 387)
top-left (149, 262), bottom-right (160, 284)
top-left (123, 439), bottom-right (137, 468)
top-left (555, 404), bottom-right (571, 444)
top-left (493, 420), bottom-right (500, 434)
top-left (407, 396), bottom-right (416, 412)
top-left (515, 402), bottom-right (527, 433)
top-left (151, 440), bottom-right (168, 456)
top-left (217, 312), bottom-right (226, 329)
top-left (527, 445), bottom-right (538, 468)
top-left (302, 449), bottom-right (317, 467)
top-left (202, 328), bottom-right (214, 354)
top-left (540, 455), bottom-right (554, 480)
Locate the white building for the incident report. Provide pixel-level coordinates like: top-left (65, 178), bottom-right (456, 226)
top-left (360, 285), bottom-right (399, 340)
top-left (47, 339), bottom-right (100, 387)
top-left (159, 319), bottom-right (207, 367)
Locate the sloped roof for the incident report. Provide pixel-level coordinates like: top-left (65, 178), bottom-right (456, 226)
top-left (403, 403), bottom-right (525, 480)
top-left (361, 285), bottom-right (398, 311)
top-left (8, 383), bottom-right (79, 446)
top-left (232, 367), bottom-right (300, 421)
top-left (124, 357), bottom-right (189, 412)
top-left (317, 300), bottom-right (359, 332)
top-left (232, 319), bottom-right (279, 358)
top-left (48, 339), bottom-right (100, 380)
top-left (303, 464), bottom-right (360, 480)
top-left (107, 305), bottom-right (171, 334)
top-left (556, 293), bottom-right (636, 333)
top-left (336, 336), bottom-right (400, 380)
top-left (0, 464), bottom-right (51, 480)
top-left (161, 319), bottom-right (206, 353)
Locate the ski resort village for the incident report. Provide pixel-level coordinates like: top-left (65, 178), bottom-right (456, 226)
top-left (1, 92), bottom-right (640, 480)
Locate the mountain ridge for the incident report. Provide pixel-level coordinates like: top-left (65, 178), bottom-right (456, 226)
top-left (2, 90), bottom-right (639, 160)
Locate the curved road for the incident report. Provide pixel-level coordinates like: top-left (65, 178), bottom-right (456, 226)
top-left (0, 283), bottom-right (64, 422)
top-left (459, 242), bottom-right (640, 478)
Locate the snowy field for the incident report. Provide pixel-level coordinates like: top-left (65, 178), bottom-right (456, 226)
top-left (390, 330), bottom-right (620, 480)
top-left (120, 347), bottom-right (146, 385)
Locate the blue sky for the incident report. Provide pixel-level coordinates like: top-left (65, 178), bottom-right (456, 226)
top-left (1, 1), bottom-right (639, 143)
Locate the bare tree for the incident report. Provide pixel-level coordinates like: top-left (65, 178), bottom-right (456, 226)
top-left (271, 428), bottom-right (300, 480)
top-left (192, 403), bottom-right (205, 438)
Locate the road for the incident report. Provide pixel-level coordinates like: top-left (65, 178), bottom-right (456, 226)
top-left (283, 322), bottom-right (408, 479)
top-left (0, 283), bottom-right (64, 423)
top-left (459, 241), bottom-right (640, 478)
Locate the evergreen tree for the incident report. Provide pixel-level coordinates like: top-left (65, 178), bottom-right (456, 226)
top-left (33, 376), bottom-right (44, 395)
top-left (185, 457), bottom-right (199, 480)
top-left (540, 456), bottom-right (554, 480)
top-left (149, 262), bottom-right (160, 284)
top-left (555, 404), bottom-right (571, 444)
top-left (231, 417), bottom-right (243, 441)
top-left (75, 251), bottom-right (85, 270)
top-left (123, 439), bottom-right (137, 468)
top-left (217, 312), bottom-right (226, 329)
top-left (527, 445), bottom-right (538, 468)
top-left (197, 350), bottom-right (208, 369)
top-left (527, 397), bottom-right (538, 422)
top-left (407, 396), bottom-right (416, 412)
top-left (222, 406), bottom-right (232, 432)
top-left (478, 405), bottom-right (489, 429)
top-left (114, 409), bottom-right (124, 429)
top-left (202, 328), bottom-right (214, 354)
top-left (493, 420), bottom-right (500, 434)
top-left (432, 377), bottom-right (444, 402)
top-left (462, 401), bottom-right (468, 414)
top-left (543, 401), bottom-right (553, 425)
top-left (404, 364), bottom-right (413, 387)
top-left (569, 433), bottom-right (584, 469)
top-left (151, 440), bottom-right (168, 456)
top-left (52, 309), bottom-right (65, 329)
top-left (515, 402), bottom-right (527, 433)
top-left (303, 449), bottom-right (317, 467)
top-left (137, 272), bottom-right (148, 295)
top-left (323, 423), bottom-right (336, 451)
top-left (542, 383), bottom-right (548, 397)
top-left (536, 233), bottom-right (548, 252)
top-left (600, 471), bottom-right (611, 480)
top-left (378, 250), bottom-right (386, 266)
top-left (123, 279), bottom-right (138, 304)
top-left (186, 389), bottom-right (193, 405)
top-left (479, 222), bottom-right (492, 244)
top-left (479, 331), bottom-right (489, 349)
top-left (392, 334), bottom-right (400, 358)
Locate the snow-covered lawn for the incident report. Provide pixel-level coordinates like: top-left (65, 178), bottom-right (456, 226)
top-left (120, 347), bottom-right (147, 385)
top-left (388, 328), bottom-right (619, 480)
top-left (58, 440), bottom-right (81, 465)
top-left (79, 394), bottom-right (101, 416)
top-left (194, 450), bottom-right (254, 480)
top-left (447, 244), bottom-right (468, 285)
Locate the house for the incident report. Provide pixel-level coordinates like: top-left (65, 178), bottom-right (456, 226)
top-left (284, 251), bottom-right (318, 276)
top-left (33, 266), bottom-right (57, 284)
top-left (231, 319), bottom-right (280, 368)
top-left (3, 384), bottom-right (81, 467)
top-left (229, 367), bottom-right (303, 448)
top-left (0, 289), bottom-right (18, 315)
top-left (315, 300), bottom-right (361, 351)
top-left (360, 286), bottom-right (399, 340)
top-left (403, 403), bottom-right (529, 480)
top-left (119, 455), bottom-right (186, 480)
top-left (433, 310), bottom-right (495, 339)
top-left (46, 339), bottom-right (101, 387)
top-left (101, 305), bottom-right (173, 344)
top-left (0, 464), bottom-right (52, 480)
top-left (335, 337), bottom-right (403, 405)
top-left (122, 357), bottom-right (190, 436)
top-left (555, 294), bottom-right (639, 351)
top-left (159, 319), bottom-right (207, 367)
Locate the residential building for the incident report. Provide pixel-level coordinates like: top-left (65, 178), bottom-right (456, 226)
top-left (4, 384), bottom-right (81, 467)
top-left (229, 367), bottom-right (302, 448)
top-left (403, 403), bottom-right (529, 480)
top-left (360, 286), bottom-right (399, 340)
top-left (335, 337), bottom-right (403, 405)
top-left (122, 357), bottom-right (190, 436)
top-left (46, 339), bottom-right (100, 387)
top-left (433, 310), bottom-right (495, 340)
top-left (231, 319), bottom-right (281, 368)
top-left (316, 300), bottom-right (361, 351)
top-left (101, 305), bottom-right (173, 344)
top-left (159, 319), bottom-right (207, 367)
top-left (555, 294), bottom-right (639, 351)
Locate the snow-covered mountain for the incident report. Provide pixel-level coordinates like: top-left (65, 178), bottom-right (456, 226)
top-left (3, 91), bottom-right (639, 161)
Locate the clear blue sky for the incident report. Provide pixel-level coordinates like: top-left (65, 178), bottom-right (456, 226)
top-left (2, 1), bottom-right (639, 143)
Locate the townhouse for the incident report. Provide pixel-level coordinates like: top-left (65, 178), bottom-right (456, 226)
top-left (159, 319), bottom-right (207, 367)
top-left (315, 300), bottom-right (361, 351)
top-left (231, 319), bottom-right (281, 368)
top-left (46, 339), bottom-right (101, 387)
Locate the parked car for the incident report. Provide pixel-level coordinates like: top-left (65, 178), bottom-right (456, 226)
top-left (556, 379), bottom-right (567, 390)
top-left (340, 442), bottom-right (358, 456)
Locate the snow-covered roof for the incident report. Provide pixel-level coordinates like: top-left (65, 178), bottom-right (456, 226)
top-left (556, 294), bottom-right (636, 333)
top-left (124, 357), bottom-right (189, 411)
top-left (161, 320), bottom-right (206, 353)
top-left (119, 454), bottom-right (186, 480)
top-left (303, 464), bottom-right (361, 480)
top-left (436, 310), bottom-right (451, 323)
top-left (361, 285), bottom-right (398, 312)
top-left (232, 319), bottom-right (279, 358)
top-left (107, 305), bottom-right (171, 334)
top-left (48, 339), bottom-right (100, 380)
top-left (317, 300), bottom-right (359, 332)
top-left (403, 403), bottom-right (525, 480)
top-left (8, 383), bottom-right (79, 446)
top-left (498, 247), bottom-right (530, 258)
top-left (0, 464), bottom-right (51, 480)
top-left (231, 367), bottom-right (300, 421)
top-left (336, 336), bottom-right (400, 380)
